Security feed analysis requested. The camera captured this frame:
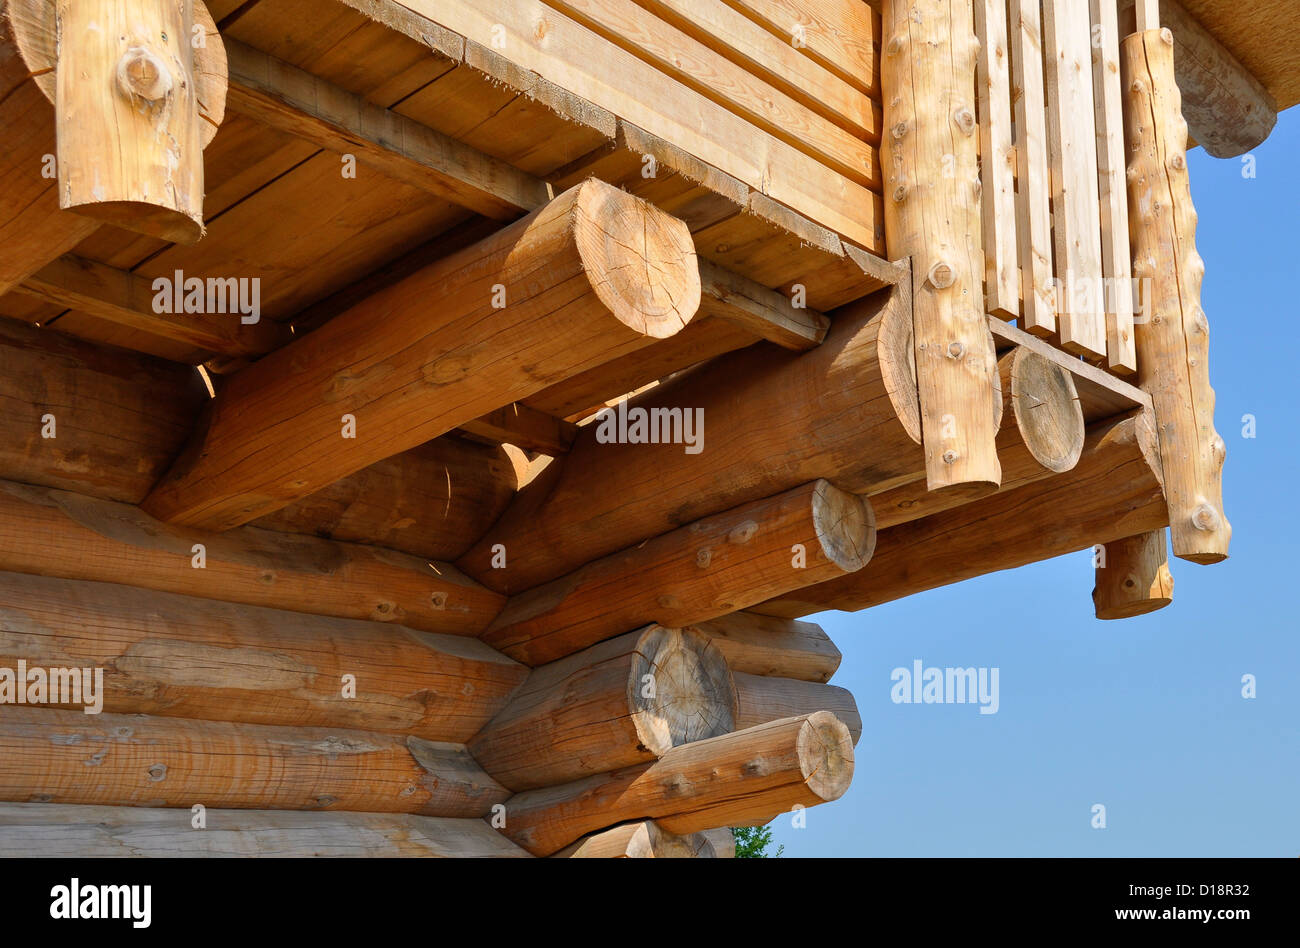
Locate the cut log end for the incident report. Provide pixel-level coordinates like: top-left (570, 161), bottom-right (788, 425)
top-left (1003, 347), bottom-right (1085, 473)
top-left (1094, 530), bottom-right (1175, 619)
top-left (811, 479), bottom-right (876, 571)
top-left (629, 626), bottom-right (736, 756)
top-left (65, 200), bottom-right (204, 246)
top-left (556, 820), bottom-right (731, 858)
top-left (575, 178), bottom-right (701, 338)
top-left (796, 710), bottom-right (854, 802)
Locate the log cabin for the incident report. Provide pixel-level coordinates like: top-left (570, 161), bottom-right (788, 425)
top-left (0, 0), bottom-right (1288, 858)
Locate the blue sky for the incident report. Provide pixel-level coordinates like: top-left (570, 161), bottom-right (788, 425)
top-left (773, 107), bottom-right (1300, 857)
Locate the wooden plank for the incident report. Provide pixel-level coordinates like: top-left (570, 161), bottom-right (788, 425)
top-left (1009, 0), bottom-right (1058, 335)
top-left (0, 805), bottom-right (532, 857)
top-left (16, 255), bottom-right (291, 359)
top-left (1042, 0), bottom-right (1108, 358)
top-left (1134, 0), bottom-right (1159, 30)
top-left (459, 404), bottom-right (579, 456)
top-left (1091, 0), bottom-right (1137, 373)
top-left (634, 0), bottom-right (880, 141)
top-left (223, 38), bottom-right (551, 219)
top-left (387, 0), bottom-right (883, 250)
top-left (722, 0), bottom-right (880, 97)
top-left (974, 0), bottom-right (1019, 319)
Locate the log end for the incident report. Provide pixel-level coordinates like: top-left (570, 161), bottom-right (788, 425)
top-left (811, 480), bottom-right (876, 572)
top-left (1093, 530), bottom-right (1175, 619)
top-left (629, 626), bottom-right (736, 757)
top-left (574, 178), bottom-right (701, 339)
top-left (63, 200), bottom-right (205, 246)
top-left (1006, 348), bottom-right (1085, 473)
top-left (796, 710), bottom-right (854, 803)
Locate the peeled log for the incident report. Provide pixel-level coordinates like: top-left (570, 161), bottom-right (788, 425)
top-left (555, 821), bottom-right (732, 858)
top-left (756, 413), bottom-right (1168, 617)
top-left (691, 613), bottom-right (842, 683)
top-left (461, 283), bottom-right (919, 595)
top-left (869, 346), bottom-right (1085, 528)
top-left (0, 571), bottom-right (526, 741)
top-left (0, 480), bottom-right (503, 636)
top-left (881, 0), bottom-right (1001, 490)
top-left (733, 672), bottom-right (861, 745)
top-left (1121, 29), bottom-right (1230, 564)
top-left (0, 708), bottom-right (509, 817)
top-left (1093, 529), bottom-right (1174, 619)
top-left (12, 0), bottom-right (229, 242)
top-left (481, 480), bottom-right (875, 666)
top-left (252, 435), bottom-right (520, 562)
top-left (0, 319), bottom-right (207, 504)
top-left (499, 711), bottom-right (854, 856)
top-left (0, 804), bottom-right (531, 857)
top-left (142, 179), bottom-right (701, 531)
top-left (469, 626), bottom-right (736, 792)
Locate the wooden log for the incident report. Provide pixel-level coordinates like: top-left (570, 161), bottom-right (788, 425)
top-left (1119, 0), bottom-right (1277, 158)
top-left (458, 403), bottom-right (579, 456)
top-left (252, 435), bottom-right (520, 562)
top-left (555, 820), bottom-right (730, 858)
top-left (697, 258), bottom-right (830, 351)
top-left (755, 412), bottom-right (1168, 616)
top-left (0, 480), bottom-right (503, 636)
top-left (690, 613), bottom-right (841, 683)
top-left (469, 626), bottom-right (735, 791)
top-left (142, 179), bottom-right (701, 531)
top-left (732, 672), bottom-right (861, 745)
top-left (460, 282), bottom-right (920, 594)
top-left (0, 571), bottom-right (526, 741)
top-left (1093, 529), bottom-right (1174, 619)
top-left (0, 708), bottom-right (510, 817)
top-left (1121, 28), bottom-right (1230, 564)
top-left (881, 0), bottom-right (1002, 491)
top-left (868, 346), bottom-right (1085, 527)
top-left (499, 711), bottom-right (854, 856)
top-left (0, 319), bottom-right (207, 504)
top-left (16, 0), bottom-right (226, 242)
top-left (480, 480), bottom-right (875, 666)
top-left (0, 5), bottom-right (100, 295)
top-left (0, 804), bottom-right (531, 857)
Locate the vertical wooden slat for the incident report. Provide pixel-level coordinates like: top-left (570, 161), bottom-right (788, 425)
top-left (1008, 0), bottom-right (1056, 336)
top-left (1042, 0), bottom-right (1107, 359)
top-left (1091, 0), bottom-right (1137, 373)
top-left (1133, 0), bottom-right (1160, 30)
top-left (974, 0), bottom-right (1018, 319)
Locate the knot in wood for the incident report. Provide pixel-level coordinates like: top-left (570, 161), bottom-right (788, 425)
top-left (942, 449), bottom-right (959, 465)
top-left (116, 46), bottom-right (174, 102)
top-left (927, 261), bottom-right (956, 289)
top-left (1169, 153), bottom-right (1186, 171)
top-left (892, 185), bottom-right (907, 203)
top-left (429, 591), bottom-right (447, 609)
top-left (696, 548), bottom-right (713, 568)
top-left (891, 121), bottom-right (908, 140)
top-left (1160, 27), bottom-right (1174, 46)
top-left (947, 341), bottom-right (965, 359)
top-left (147, 763), bottom-right (168, 782)
top-left (1130, 79), bottom-right (1146, 94)
top-left (728, 521), bottom-right (759, 545)
top-left (952, 107), bottom-right (977, 136)
top-left (1191, 504), bottom-right (1222, 532)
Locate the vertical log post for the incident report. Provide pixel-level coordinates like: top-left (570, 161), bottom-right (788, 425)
top-left (881, 0), bottom-right (1002, 492)
top-left (1120, 27), bottom-right (1230, 563)
top-left (1093, 529), bottom-right (1174, 619)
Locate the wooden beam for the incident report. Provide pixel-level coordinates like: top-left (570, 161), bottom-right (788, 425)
top-left (1121, 28), bottom-right (1230, 563)
top-left (458, 403), bottom-right (579, 456)
top-left (0, 5), bottom-right (100, 295)
top-left (469, 626), bottom-right (737, 791)
top-left (754, 413), bottom-right (1168, 617)
top-left (459, 282), bottom-right (919, 595)
top-left (16, 255), bottom-right (291, 358)
top-left (1093, 529), bottom-right (1174, 619)
top-left (556, 821), bottom-right (732, 858)
top-left (0, 708), bottom-right (509, 817)
top-left (223, 38), bottom-right (551, 220)
top-left (732, 671), bottom-right (860, 744)
top-left (881, 0), bottom-right (1002, 491)
top-left (690, 613), bottom-right (841, 683)
top-left (697, 258), bottom-right (829, 350)
top-left (1119, 0), bottom-right (1276, 157)
top-left (142, 179), bottom-right (701, 531)
top-left (0, 804), bottom-right (532, 857)
top-left (0, 319), bottom-right (207, 504)
top-left (498, 711), bottom-right (853, 856)
top-left (0, 480), bottom-right (503, 636)
top-left (0, 570), bottom-right (526, 741)
top-left (253, 435), bottom-right (522, 561)
top-left (481, 479), bottom-right (875, 666)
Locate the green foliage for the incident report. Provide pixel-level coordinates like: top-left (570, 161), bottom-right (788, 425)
top-left (731, 825), bottom-right (784, 858)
